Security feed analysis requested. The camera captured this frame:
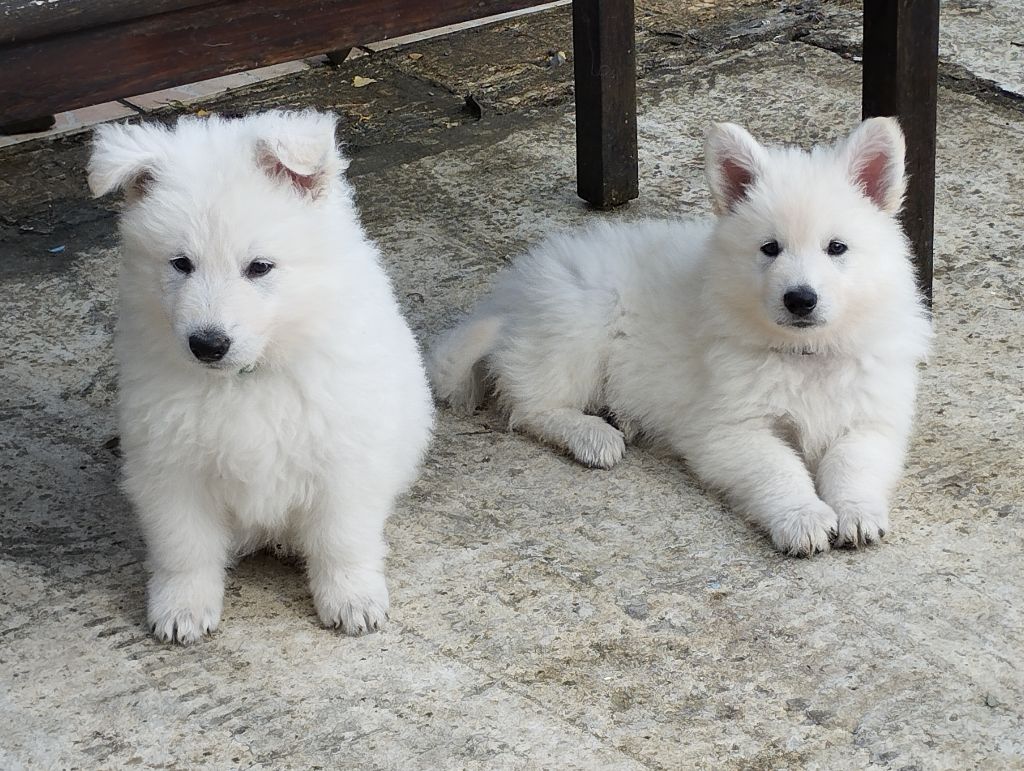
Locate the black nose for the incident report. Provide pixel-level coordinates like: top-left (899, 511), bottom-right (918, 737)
top-left (188, 329), bottom-right (231, 362)
top-left (783, 286), bottom-right (818, 317)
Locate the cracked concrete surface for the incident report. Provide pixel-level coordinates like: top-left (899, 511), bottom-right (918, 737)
top-left (1, 2), bottom-right (1022, 768)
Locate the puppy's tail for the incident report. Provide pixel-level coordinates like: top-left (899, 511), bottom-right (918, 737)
top-left (427, 313), bottom-right (502, 414)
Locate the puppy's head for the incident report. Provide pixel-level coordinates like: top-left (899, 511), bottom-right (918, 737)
top-left (89, 110), bottom-right (351, 373)
top-left (703, 118), bottom-right (914, 347)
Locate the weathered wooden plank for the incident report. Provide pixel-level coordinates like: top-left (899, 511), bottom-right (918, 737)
top-left (0, 0), bottom-right (548, 123)
top-left (862, 0), bottom-right (940, 302)
top-left (1, 0), bottom-right (212, 44)
top-left (572, 0), bottom-right (638, 208)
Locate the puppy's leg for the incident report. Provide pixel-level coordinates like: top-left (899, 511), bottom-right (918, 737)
top-left (681, 427), bottom-right (837, 556)
top-left (512, 407), bottom-right (625, 469)
top-left (817, 428), bottom-right (904, 548)
top-left (491, 275), bottom-right (619, 467)
top-left (301, 485), bottom-right (390, 636)
top-left (138, 481), bottom-right (229, 645)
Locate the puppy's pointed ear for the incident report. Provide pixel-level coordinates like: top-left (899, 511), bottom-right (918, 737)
top-left (87, 122), bottom-right (164, 199)
top-left (705, 122), bottom-right (769, 214)
top-left (841, 117), bottom-right (906, 214)
top-left (255, 111), bottom-right (346, 199)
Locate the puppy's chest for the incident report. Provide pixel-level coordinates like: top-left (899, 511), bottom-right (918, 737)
top-left (763, 354), bottom-right (862, 440)
top-left (190, 382), bottom-right (327, 519)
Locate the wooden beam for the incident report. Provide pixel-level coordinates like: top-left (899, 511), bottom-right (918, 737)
top-left (572, 0), bottom-right (639, 208)
top-left (862, 0), bottom-right (940, 302)
top-left (0, 0), bottom-right (548, 124)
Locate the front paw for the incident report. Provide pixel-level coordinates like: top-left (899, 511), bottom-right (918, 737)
top-left (832, 499), bottom-right (890, 548)
top-left (768, 500), bottom-right (838, 557)
top-left (147, 569), bottom-right (224, 645)
top-left (311, 567), bottom-right (389, 636)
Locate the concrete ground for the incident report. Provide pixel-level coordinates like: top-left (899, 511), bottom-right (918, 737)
top-left (1, 1), bottom-right (1022, 768)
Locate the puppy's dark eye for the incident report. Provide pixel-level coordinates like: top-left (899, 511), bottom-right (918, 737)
top-left (827, 240), bottom-right (848, 257)
top-left (760, 240), bottom-right (782, 258)
top-left (170, 256), bottom-right (194, 275)
top-left (245, 259), bottom-right (274, 279)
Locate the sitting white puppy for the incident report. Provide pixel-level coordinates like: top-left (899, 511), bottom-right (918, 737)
top-left (89, 111), bottom-right (433, 643)
top-left (430, 118), bottom-right (930, 556)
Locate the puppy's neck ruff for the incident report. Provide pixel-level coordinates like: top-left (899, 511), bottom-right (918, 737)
top-left (771, 344), bottom-right (818, 357)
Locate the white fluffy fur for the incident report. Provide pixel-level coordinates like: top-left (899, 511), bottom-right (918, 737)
top-left (89, 111), bottom-right (433, 643)
top-left (430, 118), bottom-right (931, 557)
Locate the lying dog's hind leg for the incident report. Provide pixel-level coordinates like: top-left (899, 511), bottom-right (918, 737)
top-left (511, 407), bottom-right (625, 469)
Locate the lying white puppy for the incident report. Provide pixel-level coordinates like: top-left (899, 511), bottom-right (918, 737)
top-left (430, 118), bottom-right (930, 556)
top-left (89, 110), bottom-right (433, 643)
